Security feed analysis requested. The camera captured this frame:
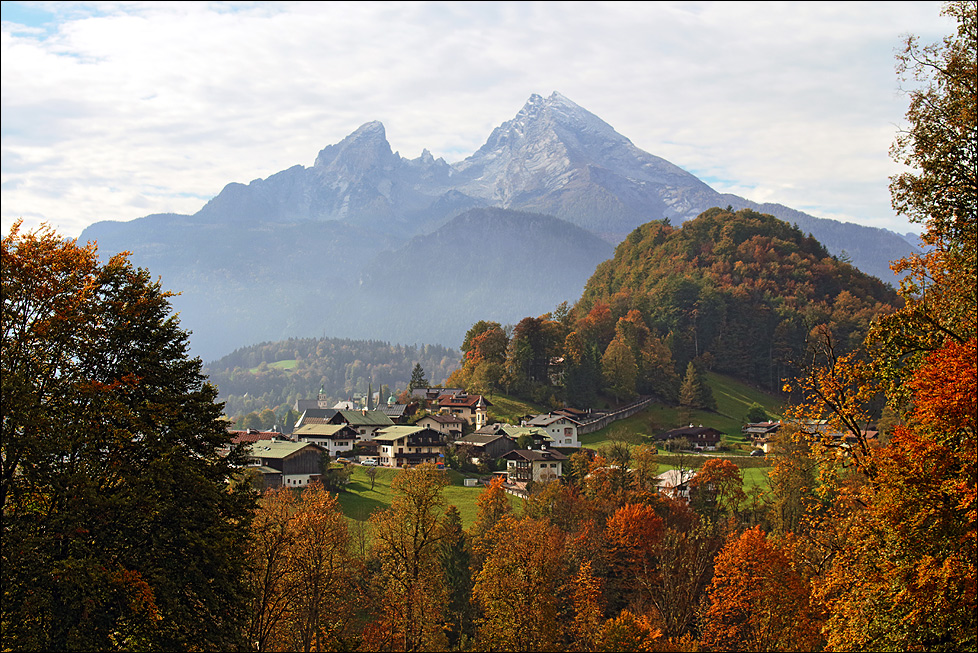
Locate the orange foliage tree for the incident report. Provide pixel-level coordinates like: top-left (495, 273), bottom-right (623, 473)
top-left (701, 527), bottom-right (823, 652)
top-left (689, 458), bottom-right (746, 519)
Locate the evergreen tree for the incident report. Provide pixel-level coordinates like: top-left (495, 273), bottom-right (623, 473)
top-left (679, 361), bottom-right (716, 411)
top-left (409, 362), bottom-right (429, 391)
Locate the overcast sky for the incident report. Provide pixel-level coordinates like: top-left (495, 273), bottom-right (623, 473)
top-left (1, 1), bottom-right (954, 240)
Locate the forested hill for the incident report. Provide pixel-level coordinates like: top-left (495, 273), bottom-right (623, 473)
top-left (573, 208), bottom-right (902, 391)
top-left (203, 338), bottom-right (459, 419)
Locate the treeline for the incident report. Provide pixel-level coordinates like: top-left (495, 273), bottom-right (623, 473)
top-left (247, 454), bottom-right (784, 652)
top-left (448, 208), bottom-right (899, 410)
top-left (203, 338), bottom-right (459, 419)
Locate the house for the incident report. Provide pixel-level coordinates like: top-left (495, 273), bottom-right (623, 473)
top-left (373, 426), bottom-right (447, 468)
top-left (453, 432), bottom-right (518, 462)
top-left (293, 423), bottom-right (359, 457)
top-left (220, 429), bottom-right (282, 457)
top-left (327, 409), bottom-right (395, 440)
top-left (242, 440), bottom-right (325, 489)
top-left (502, 449), bottom-right (567, 484)
top-left (475, 423), bottom-right (553, 448)
top-left (416, 413), bottom-right (465, 439)
top-left (435, 392), bottom-right (492, 429)
top-left (653, 425), bottom-right (724, 451)
top-left (656, 468), bottom-right (697, 501)
top-left (227, 429), bottom-right (282, 445)
top-left (743, 421), bottom-right (781, 452)
top-left (294, 408), bottom-right (339, 429)
top-left (524, 412), bottom-right (583, 448)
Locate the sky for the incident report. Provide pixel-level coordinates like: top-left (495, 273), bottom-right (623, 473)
top-left (1, 1), bottom-right (955, 240)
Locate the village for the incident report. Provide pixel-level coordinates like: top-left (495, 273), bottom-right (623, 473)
top-left (223, 385), bottom-right (789, 500)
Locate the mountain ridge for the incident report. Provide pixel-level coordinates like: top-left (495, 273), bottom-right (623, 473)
top-left (79, 91), bottom-right (916, 362)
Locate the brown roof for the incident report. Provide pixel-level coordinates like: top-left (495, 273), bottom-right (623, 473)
top-left (422, 414), bottom-right (466, 425)
top-left (503, 449), bottom-right (568, 462)
top-left (437, 392), bottom-right (492, 409)
top-left (228, 430), bottom-right (282, 445)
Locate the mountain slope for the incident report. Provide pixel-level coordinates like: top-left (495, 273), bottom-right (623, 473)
top-left (362, 208), bottom-right (614, 336)
top-left (573, 207), bottom-right (901, 390)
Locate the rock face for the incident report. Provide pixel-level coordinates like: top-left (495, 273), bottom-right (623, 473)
top-left (80, 92), bottom-right (916, 361)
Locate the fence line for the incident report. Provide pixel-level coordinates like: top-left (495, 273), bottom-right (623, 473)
top-left (577, 396), bottom-right (655, 435)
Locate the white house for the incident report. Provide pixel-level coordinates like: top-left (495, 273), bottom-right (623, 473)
top-left (524, 412), bottom-right (582, 448)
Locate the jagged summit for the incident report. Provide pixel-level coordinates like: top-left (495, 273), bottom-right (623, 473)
top-left (314, 120), bottom-right (395, 173)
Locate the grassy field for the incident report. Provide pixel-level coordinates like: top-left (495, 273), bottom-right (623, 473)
top-left (486, 394), bottom-right (546, 424)
top-left (581, 372), bottom-right (783, 452)
top-left (247, 359), bottom-right (297, 374)
top-left (335, 465), bottom-right (520, 528)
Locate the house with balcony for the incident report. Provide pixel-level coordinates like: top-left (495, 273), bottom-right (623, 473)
top-left (293, 423), bottom-right (359, 457)
top-left (416, 413), bottom-right (465, 439)
top-left (434, 392), bottom-right (492, 429)
top-left (502, 448), bottom-right (567, 485)
top-left (373, 426), bottom-right (447, 468)
top-left (524, 412), bottom-right (583, 448)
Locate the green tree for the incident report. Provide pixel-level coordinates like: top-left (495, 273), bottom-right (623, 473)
top-left (601, 335), bottom-right (638, 403)
top-left (1, 222), bottom-right (254, 651)
top-left (679, 361), bottom-right (715, 411)
top-left (744, 402), bottom-right (769, 424)
top-left (409, 362), bottom-right (429, 392)
top-left (439, 506), bottom-right (474, 648)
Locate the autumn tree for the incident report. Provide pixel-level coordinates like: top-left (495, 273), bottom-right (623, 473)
top-left (570, 560), bottom-right (604, 651)
top-left (1, 222), bottom-right (254, 651)
top-left (637, 334), bottom-right (680, 403)
top-left (368, 463), bottom-right (450, 651)
top-left (783, 5), bottom-right (977, 650)
top-left (647, 519), bottom-right (723, 640)
top-left (472, 515), bottom-right (569, 651)
top-left (701, 527), bottom-right (823, 651)
top-left (766, 426), bottom-right (820, 537)
top-left (247, 488), bottom-right (299, 652)
top-left (285, 483), bottom-right (354, 652)
top-left (468, 475), bottom-right (513, 568)
top-left (690, 458), bottom-right (747, 519)
top-left (815, 337), bottom-right (976, 651)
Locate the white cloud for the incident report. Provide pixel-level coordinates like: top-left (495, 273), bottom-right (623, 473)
top-left (1, 0), bottom-right (952, 238)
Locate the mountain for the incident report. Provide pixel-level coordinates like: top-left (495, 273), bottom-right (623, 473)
top-left (80, 92), bottom-right (916, 362)
top-left (360, 208), bottom-right (614, 342)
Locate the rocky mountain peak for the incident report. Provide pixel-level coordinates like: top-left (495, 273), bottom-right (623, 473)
top-left (313, 121), bottom-right (397, 174)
